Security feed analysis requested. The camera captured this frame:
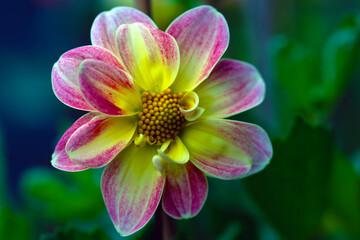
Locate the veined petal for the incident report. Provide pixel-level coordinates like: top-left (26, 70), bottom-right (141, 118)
top-left (158, 136), bottom-right (190, 164)
top-left (116, 23), bottom-right (180, 92)
top-left (52, 46), bottom-right (123, 111)
top-left (227, 120), bottom-right (272, 177)
top-left (65, 115), bottom-right (137, 168)
top-left (166, 5), bottom-right (229, 92)
top-left (163, 162), bottom-right (207, 219)
top-left (196, 59), bottom-right (265, 118)
top-left (180, 120), bottom-right (253, 179)
top-left (51, 151), bottom-right (89, 172)
top-left (51, 113), bottom-right (98, 171)
top-left (79, 59), bottom-right (141, 116)
top-left (101, 144), bottom-right (164, 236)
top-left (91, 7), bottom-right (157, 56)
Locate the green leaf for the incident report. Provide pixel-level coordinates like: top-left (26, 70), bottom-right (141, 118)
top-left (0, 206), bottom-right (31, 240)
top-left (270, 14), bottom-right (360, 125)
top-left (243, 117), bottom-right (334, 240)
top-left (21, 168), bottom-right (104, 221)
top-left (217, 221), bottom-right (242, 240)
top-left (174, 179), bottom-right (260, 240)
top-left (320, 25), bottom-right (360, 103)
top-left (324, 151), bottom-right (360, 238)
top-left (341, 14), bottom-right (360, 28)
top-left (269, 35), bottom-right (315, 136)
top-left (270, 35), bottom-right (319, 109)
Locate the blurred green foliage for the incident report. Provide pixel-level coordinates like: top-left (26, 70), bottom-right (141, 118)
top-left (321, 16), bottom-right (360, 104)
top-left (40, 226), bottom-right (110, 240)
top-left (244, 118), bottom-right (334, 240)
top-left (0, 206), bottom-right (30, 240)
top-left (326, 151), bottom-right (360, 238)
top-left (21, 168), bottom-right (104, 222)
top-left (271, 12), bottom-right (360, 136)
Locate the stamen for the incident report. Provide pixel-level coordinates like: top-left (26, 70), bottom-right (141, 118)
top-left (136, 88), bottom-right (186, 145)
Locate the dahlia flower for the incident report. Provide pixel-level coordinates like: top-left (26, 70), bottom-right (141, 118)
top-left (51, 5), bottom-right (272, 236)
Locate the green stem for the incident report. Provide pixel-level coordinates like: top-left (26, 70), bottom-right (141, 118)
top-left (135, 0), bottom-right (152, 18)
top-left (155, 207), bottom-right (176, 240)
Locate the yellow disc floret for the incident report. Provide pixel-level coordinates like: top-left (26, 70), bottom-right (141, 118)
top-left (137, 88), bottom-right (186, 145)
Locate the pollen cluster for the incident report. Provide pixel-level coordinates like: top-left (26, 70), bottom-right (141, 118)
top-left (137, 89), bottom-right (186, 145)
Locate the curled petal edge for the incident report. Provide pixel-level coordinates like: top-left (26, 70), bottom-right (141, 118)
top-left (180, 91), bottom-right (204, 121)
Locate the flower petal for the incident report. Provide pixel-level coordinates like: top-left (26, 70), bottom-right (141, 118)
top-left (51, 113), bottom-right (98, 171)
top-left (196, 59), bottom-right (265, 118)
top-left (101, 144), bottom-right (164, 236)
top-left (163, 162), bottom-right (207, 219)
top-left (79, 59), bottom-right (141, 116)
top-left (180, 120), bottom-right (253, 179)
top-left (52, 46), bottom-right (123, 111)
top-left (91, 7), bottom-right (157, 56)
top-left (166, 5), bottom-right (229, 92)
top-left (65, 115), bottom-right (137, 168)
top-left (227, 121), bottom-right (272, 176)
top-left (51, 151), bottom-right (89, 172)
top-left (179, 91), bottom-right (204, 121)
top-left (116, 23), bottom-right (180, 92)
top-left (158, 136), bottom-right (190, 164)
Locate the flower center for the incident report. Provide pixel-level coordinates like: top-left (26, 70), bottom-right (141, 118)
top-left (137, 88), bottom-right (186, 145)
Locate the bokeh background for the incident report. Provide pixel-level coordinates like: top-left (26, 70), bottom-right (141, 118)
top-left (1, 0), bottom-right (360, 239)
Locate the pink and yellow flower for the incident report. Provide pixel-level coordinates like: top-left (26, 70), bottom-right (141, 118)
top-left (51, 5), bottom-right (272, 236)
